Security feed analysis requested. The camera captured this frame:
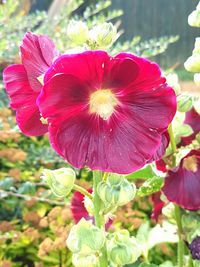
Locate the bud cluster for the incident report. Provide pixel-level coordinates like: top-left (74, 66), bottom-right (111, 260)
top-left (67, 21), bottom-right (117, 50)
top-left (66, 218), bottom-right (105, 267)
top-left (185, 1), bottom-right (200, 86)
top-left (97, 174), bottom-right (136, 213)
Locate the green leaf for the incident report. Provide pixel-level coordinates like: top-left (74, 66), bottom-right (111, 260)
top-left (0, 177), bottom-right (14, 190)
top-left (126, 165), bottom-right (155, 180)
top-left (137, 177), bottom-right (164, 197)
top-left (17, 182), bottom-right (36, 195)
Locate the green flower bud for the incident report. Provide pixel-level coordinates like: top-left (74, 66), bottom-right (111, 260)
top-left (66, 218), bottom-right (105, 256)
top-left (162, 203), bottom-right (175, 222)
top-left (67, 20), bottom-right (89, 45)
top-left (177, 94), bottom-right (193, 112)
top-left (90, 22), bottom-right (117, 48)
top-left (184, 55), bottom-right (200, 72)
top-left (193, 98), bottom-right (200, 114)
top-left (107, 230), bottom-right (142, 266)
top-left (43, 168), bottom-right (75, 197)
top-left (193, 38), bottom-right (200, 54)
top-left (84, 195), bottom-right (94, 216)
top-left (194, 73), bottom-right (200, 86)
top-left (188, 10), bottom-right (200, 27)
top-left (97, 174), bottom-right (136, 212)
top-left (166, 73), bottom-right (181, 95)
top-left (72, 253), bottom-right (99, 267)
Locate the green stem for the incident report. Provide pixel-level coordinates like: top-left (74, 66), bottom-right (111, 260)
top-left (168, 123), bottom-right (177, 153)
top-left (73, 184), bottom-right (93, 199)
top-left (93, 171), bottom-right (108, 267)
top-left (174, 204), bottom-right (185, 267)
top-left (168, 124), bottom-right (184, 267)
top-left (188, 254), bottom-right (194, 267)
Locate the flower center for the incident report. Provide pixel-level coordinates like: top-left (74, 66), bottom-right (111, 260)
top-left (183, 155), bottom-right (198, 173)
top-left (89, 89), bottom-right (118, 120)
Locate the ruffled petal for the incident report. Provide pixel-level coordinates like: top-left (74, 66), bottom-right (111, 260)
top-left (3, 64), bottom-right (47, 136)
top-left (162, 150), bottom-right (200, 210)
top-left (20, 32), bottom-right (59, 91)
top-left (44, 51), bottom-right (110, 87)
top-left (119, 83), bottom-right (176, 130)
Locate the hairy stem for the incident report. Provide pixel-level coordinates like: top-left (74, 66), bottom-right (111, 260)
top-left (93, 171), bottom-right (108, 266)
top-left (73, 184), bottom-right (93, 199)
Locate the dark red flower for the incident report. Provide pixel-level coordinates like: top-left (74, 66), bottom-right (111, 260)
top-left (148, 131), bottom-right (169, 164)
top-left (151, 192), bottom-right (166, 222)
top-left (71, 189), bottom-right (112, 229)
top-left (181, 108), bottom-right (200, 145)
top-left (37, 51), bottom-right (176, 174)
top-left (3, 32), bottom-right (59, 136)
top-left (71, 190), bottom-right (93, 223)
top-left (162, 150), bottom-right (200, 210)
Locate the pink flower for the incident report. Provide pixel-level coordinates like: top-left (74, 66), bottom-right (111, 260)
top-left (37, 51), bottom-right (176, 174)
top-left (181, 108), bottom-right (200, 145)
top-left (151, 192), bottom-right (166, 222)
top-left (3, 32), bottom-right (59, 136)
top-left (162, 150), bottom-right (200, 210)
top-left (71, 189), bottom-right (112, 229)
top-left (71, 190), bottom-right (93, 223)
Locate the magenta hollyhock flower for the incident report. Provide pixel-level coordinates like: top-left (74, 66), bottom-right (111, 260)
top-left (181, 108), bottom-right (200, 145)
top-left (71, 189), bottom-right (112, 229)
top-left (162, 149), bottom-right (200, 210)
top-left (37, 51), bottom-right (176, 174)
top-left (3, 32), bottom-right (59, 136)
top-left (151, 192), bottom-right (166, 222)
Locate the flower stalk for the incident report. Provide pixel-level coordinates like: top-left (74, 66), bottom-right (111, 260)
top-left (93, 171), bottom-right (108, 266)
top-left (168, 123), bottom-right (185, 267)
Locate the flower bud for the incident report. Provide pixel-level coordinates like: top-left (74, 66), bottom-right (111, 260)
top-left (166, 73), bottom-right (181, 95)
top-left (107, 230), bottom-right (142, 266)
top-left (89, 22), bottom-right (117, 48)
top-left (194, 73), bottom-right (200, 86)
top-left (67, 20), bottom-right (89, 45)
top-left (189, 236), bottom-right (200, 260)
top-left (42, 168), bottom-right (75, 197)
top-left (84, 194), bottom-right (94, 216)
top-left (97, 174), bottom-right (136, 212)
top-left (184, 55), bottom-right (200, 72)
top-left (177, 94), bottom-right (193, 112)
top-left (66, 218), bottom-right (105, 256)
top-left (72, 253), bottom-right (99, 267)
top-left (188, 10), bottom-right (200, 27)
top-left (193, 37), bottom-right (200, 54)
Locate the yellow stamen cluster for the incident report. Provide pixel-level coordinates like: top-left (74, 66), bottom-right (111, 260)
top-left (183, 155), bottom-right (198, 173)
top-left (89, 89), bottom-right (118, 120)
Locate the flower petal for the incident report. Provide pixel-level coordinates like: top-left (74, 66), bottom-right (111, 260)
top-left (20, 32), bottom-right (59, 91)
top-left (44, 51), bottom-right (110, 87)
top-left (3, 64), bottom-right (47, 136)
top-left (37, 74), bottom-right (90, 121)
top-left (48, 106), bottom-right (163, 174)
top-left (162, 150), bottom-right (200, 210)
